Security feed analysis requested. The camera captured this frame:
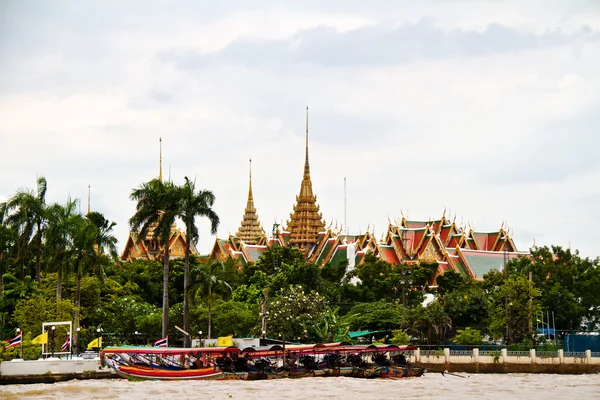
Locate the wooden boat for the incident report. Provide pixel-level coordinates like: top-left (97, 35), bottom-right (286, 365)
top-left (387, 365), bottom-right (426, 378)
top-left (101, 343), bottom-right (424, 381)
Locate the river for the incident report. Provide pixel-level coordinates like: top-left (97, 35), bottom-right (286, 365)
top-left (1, 373), bottom-right (599, 399)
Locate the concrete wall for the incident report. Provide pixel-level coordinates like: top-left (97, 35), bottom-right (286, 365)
top-left (410, 348), bottom-right (600, 374)
top-left (0, 357), bottom-right (105, 376)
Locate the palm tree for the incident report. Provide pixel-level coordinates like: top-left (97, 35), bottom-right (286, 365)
top-left (71, 214), bottom-right (97, 326)
top-left (4, 177), bottom-right (48, 281)
top-left (69, 211), bottom-right (117, 351)
top-left (130, 178), bottom-right (180, 339)
top-left (0, 203), bottom-right (17, 295)
top-left (44, 198), bottom-right (80, 301)
top-left (86, 211), bottom-right (119, 259)
top-left (1, 273), bottom-right (41, 304)
top-left (179, 177), bottom-right (219, 347)
top-left (189, 261), bottom-right (232, 339)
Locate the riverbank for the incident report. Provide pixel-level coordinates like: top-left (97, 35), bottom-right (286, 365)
top-left (0, 357), bottom-right (114, 385)
top-left (410, 348), bottom-right (600, 374)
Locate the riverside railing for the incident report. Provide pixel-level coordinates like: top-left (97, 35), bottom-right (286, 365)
top-left (410, 348), bottom-right (599, 365)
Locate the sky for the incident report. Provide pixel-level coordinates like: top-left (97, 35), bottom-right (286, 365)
top-left (1, 1), bottom-right (599, 258)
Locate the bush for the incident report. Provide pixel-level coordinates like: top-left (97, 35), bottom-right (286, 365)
top-left (453, 327), bottom-right (483, 345)
top-left (390, 329), bottom-right (410, 345)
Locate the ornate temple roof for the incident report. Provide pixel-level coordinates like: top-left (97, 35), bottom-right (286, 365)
top-left (235, 159), bottom-right (265, 245)
top-left (285, 106), bottom-right (326, 255)
top-left (121, 138), bottom-right (197, 261)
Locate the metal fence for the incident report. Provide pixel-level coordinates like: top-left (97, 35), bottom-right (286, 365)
top-left (506, 351), bottom-right (530, 357)
top-left (420, 350), bottom-right (444, 356)
top-left (449, 350), bottom-right (472, 356)
top-left (536, 351), bottom-right (558, 358)
top-left (563, 352), bottom-right (587, 357)
top-left (479, 351), bottom-right (501, 356)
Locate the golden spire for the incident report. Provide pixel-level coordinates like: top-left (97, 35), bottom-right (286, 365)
top-left (304, 105), bottom-right (310, 178)
top-left (159, 137), bottom-right (163, 182)
top-left (285, 106), bottom-right (326, 255)
top-left (248, 158), bottom-right (253, 202)
top-left (235, 158), bottom-right (265, 244)
top-left (87, 184), bottom-right (91, 214)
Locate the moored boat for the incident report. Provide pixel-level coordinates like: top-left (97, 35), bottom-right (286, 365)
top-left (101, 343), bottom-right (424, 381)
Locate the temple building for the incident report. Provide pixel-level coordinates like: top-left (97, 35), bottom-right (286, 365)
top-left (120, 138), bottom-right (196, 261)
top-left (208, 110), bottom-right (528, 282)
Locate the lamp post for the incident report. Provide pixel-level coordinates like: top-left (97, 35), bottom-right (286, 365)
top-left (198, 331), bottom-right (203, 347)
top-left (134, 331), bottom-right (139, 346)
top-left (96, 327), bottom-right (103, 351)
top-left (51, 326), bottom-right (56, 358)
top-left (16, 328), bottom-right (22, 359)
top-left (537, 318), bottom-right (554, 343)
top-left (75, 327), bottom-right (80, 357)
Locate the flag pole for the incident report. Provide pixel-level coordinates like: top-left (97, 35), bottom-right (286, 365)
top-left (17, 328), bottom-right (22, 359)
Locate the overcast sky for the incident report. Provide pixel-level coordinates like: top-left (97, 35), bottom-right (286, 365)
top-left (1, 1), bottom-right (599, 258)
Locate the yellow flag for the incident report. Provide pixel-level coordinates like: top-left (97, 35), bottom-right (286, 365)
top-left (217, 336), bottom-right (233, 347)
top-left (87, 337), bottom-right (102, 350)
top-left (31, 331), bottom-right (48, 345)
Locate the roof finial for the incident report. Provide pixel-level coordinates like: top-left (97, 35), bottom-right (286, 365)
top-left (87, 184), bottom-right (91, 214)
top-left (159, 137), bottom-right (163, 182)
top-left (304, 105), bottom-right (310, 178)
top-left (248, 158), bottom-right (253, 201)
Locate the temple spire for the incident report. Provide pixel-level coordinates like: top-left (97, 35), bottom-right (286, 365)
top-left (248, 158), bottom-right (253, 201)
top-left (304, 105), bottom-right (310, 178)
top-left (87, 184), bottom-right (91, 214)
top-left (286, 106), bottom-right (326, 255)
top-left (235, 157), bottom-right (265, 244)
top-left (159, 137), bottom-right (163, 182)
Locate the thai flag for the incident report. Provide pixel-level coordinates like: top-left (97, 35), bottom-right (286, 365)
top-left (153, 336), bottom-right (168, 347)
top-left (7, 332), bottom-right (22, 348)
top-left (61, 335), bottom-right (70, 351)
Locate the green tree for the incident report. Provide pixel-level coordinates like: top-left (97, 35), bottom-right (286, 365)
top-left (249, 246), bottom-right (305, 277)
top-left (1, 273), bottom-right (40, 304)
top-left (442, 283), bottom-right (490, 332)
top-left (267, 285), bottom-right (325, 362)
top-left (179, 177), bottom-right (219, 347)
top-left (130, 178), bottom-right (180, 338)
top-left (189, 261), bottom-right (232, 339)
top-left (341, 301), bottom-right (406, 331)
top-left (314, 306), bottom-right (350, 343)
top-left (269, 261), bottom-right (324, 295)
top-left (390, 329), bottom-right (410, 345)
top-left (453, 327), bottom-right (483, 345)
top-left (485, 272), bottom-right (541, 345)
top-left (436, 270), bottom-right (470, 297)
top-left (44, 198), bottom-right (81, 301)
top-left (0, 203), bottom-right (17, 296)
top-left (74, 211), bottom-right (118, 344)
top-left (12, 295), bottom-right (77, 341)
top-left (4, 176), bottom-right (48, 281)
top-left (510, 246), bottom-right (600, 331)
top-left (210, 301), bottom-right (260, 338)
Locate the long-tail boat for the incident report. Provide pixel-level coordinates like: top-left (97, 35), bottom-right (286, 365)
top-left (101, 343), bottom-right (424, 381)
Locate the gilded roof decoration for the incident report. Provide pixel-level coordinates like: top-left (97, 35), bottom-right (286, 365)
top-left (235, 159), bottom-right (265, 245)
top-left (285, 106), bottom-right (326, 254)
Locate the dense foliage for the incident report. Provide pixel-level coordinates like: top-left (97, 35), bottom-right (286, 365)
top-left (1, 178), bottom-right (599, 358)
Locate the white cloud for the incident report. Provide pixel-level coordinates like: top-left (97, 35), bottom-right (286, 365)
top-left (1, 1), bottom-right (599, 258)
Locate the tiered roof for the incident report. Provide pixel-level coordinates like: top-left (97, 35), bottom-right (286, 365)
top-left (284, 106), bottom-right (326, 255)
top-left (235, 159), bottom-right (265, 245)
